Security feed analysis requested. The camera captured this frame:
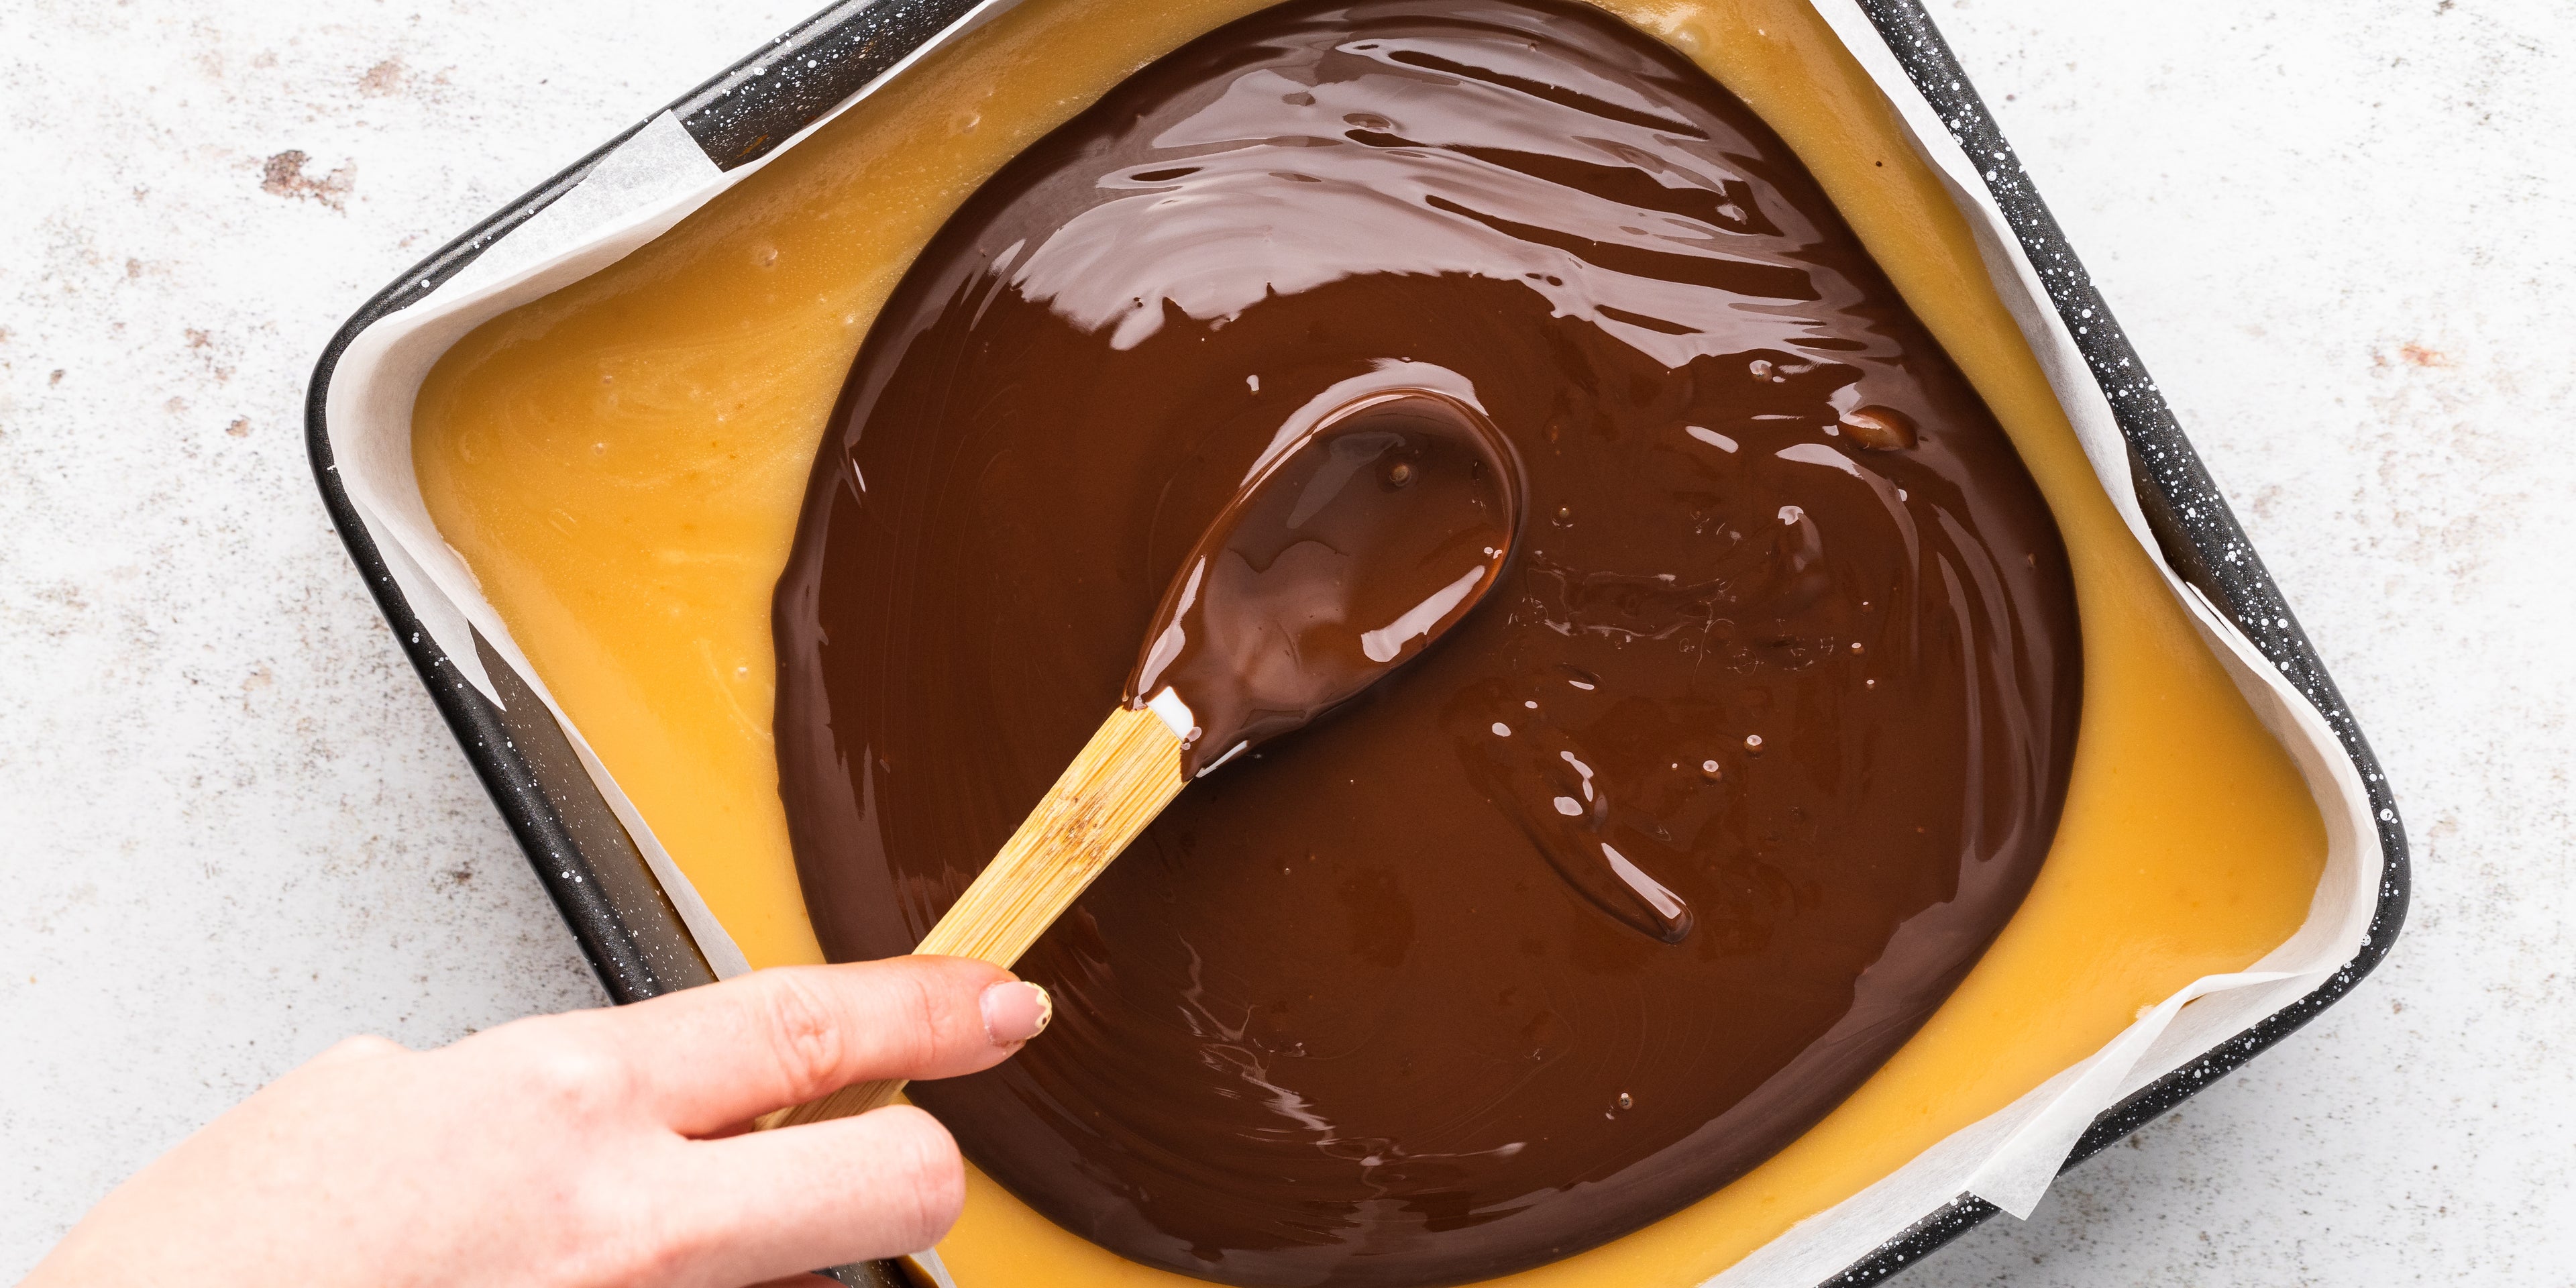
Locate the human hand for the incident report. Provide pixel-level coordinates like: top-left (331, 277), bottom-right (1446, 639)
top-left (23, 955), bottom-right (1053, 1288)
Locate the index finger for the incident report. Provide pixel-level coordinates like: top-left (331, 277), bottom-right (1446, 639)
top-left (603, 956), bottom-right (1036, 1134)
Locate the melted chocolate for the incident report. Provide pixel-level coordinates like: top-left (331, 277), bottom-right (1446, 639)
top-left (1130, 390), bottom-right (1521, 775)
top-left (773, 2), bottom-right (2082, 1283)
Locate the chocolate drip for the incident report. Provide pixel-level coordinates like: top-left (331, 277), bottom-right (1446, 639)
top-left (773, 2), bottom-right (2081, 1283)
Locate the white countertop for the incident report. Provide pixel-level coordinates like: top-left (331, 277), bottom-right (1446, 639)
top-left (3, 0), bottom-right (2569, 1280)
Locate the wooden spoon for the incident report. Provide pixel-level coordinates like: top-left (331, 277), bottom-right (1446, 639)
top-left (761, 389), bottom-right (1521, 1128)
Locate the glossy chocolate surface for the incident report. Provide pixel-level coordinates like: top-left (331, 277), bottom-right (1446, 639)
top-left (773, 2), bottom-right (2081, 1283)
top-left (1129, 390), bottom-right (1521, 776)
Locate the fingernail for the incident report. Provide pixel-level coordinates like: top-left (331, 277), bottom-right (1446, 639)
top-left (981, 981), bottom-right (1051, 1045)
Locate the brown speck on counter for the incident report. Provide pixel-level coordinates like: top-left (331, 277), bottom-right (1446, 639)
top-left (259, 149), bottom-right (354, 210)
top-left (357, 57), bottom-right (406, 96)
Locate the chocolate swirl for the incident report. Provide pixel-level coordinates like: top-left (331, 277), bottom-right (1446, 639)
top-left (773, 2), bottom-right (2081, 1283)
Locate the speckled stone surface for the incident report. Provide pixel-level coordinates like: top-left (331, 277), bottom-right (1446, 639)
top-left (1, 0), bottom-right (2568, 1281)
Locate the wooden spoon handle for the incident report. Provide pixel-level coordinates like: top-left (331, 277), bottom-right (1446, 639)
top-left (759, 701), bottom-right (1187, 1130)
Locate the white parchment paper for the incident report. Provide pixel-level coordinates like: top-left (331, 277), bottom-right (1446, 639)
top-left (319, 0), bottom-right (2383, 1277)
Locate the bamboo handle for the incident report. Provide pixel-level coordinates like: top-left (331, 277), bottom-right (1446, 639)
top-left (759, 701), bottom-right (1188, 1130)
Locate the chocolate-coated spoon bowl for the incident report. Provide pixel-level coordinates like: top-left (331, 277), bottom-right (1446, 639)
top-left (1129, 391), bottom-right (1521, 776)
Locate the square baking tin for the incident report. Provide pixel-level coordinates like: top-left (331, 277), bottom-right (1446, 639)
top-left (302, 1), bottom-right (2411, 1281)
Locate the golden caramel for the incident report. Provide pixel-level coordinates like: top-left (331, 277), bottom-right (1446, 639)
top-left (412, 0), bottom-right (2328, 1281)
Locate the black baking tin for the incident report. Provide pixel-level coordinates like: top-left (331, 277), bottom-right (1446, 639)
top-left (303, 1), bottom-right (2410, 1283)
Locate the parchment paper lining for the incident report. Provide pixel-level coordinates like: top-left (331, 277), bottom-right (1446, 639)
top-left (319, 0), bottom-right (2381, 1276)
